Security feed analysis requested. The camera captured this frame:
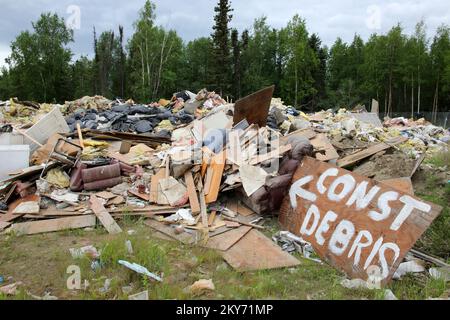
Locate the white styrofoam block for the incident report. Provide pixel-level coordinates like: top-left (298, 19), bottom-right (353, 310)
top-left (0, 132), bottom-right (25, 145)
top-left (25, 107), bottom-right (70, 153)
top-left (0, 145), bottom-right (30, 180)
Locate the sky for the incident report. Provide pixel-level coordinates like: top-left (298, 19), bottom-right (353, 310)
top-left (0, 0), bottom-right (449, 68)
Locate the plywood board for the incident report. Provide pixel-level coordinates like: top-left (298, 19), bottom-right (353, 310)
top-left (89, 195), bottom-right (122, 234)
top-left (7, 215), bottom-right (96, 235)
top-left (222, 229), bottom-right (300, 271)
top-left (279, 156), bottom-right (442, 284)
top-left (144, 219), bottom-right (196, 244)
top-left (204, 226), bottom-right (252, 251)
top-left (233, 86), bottom-right (275, 127)
top-left (337, 136), bottom-right (408, 168)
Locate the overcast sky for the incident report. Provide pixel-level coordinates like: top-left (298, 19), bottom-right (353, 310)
top-left (0, 0), bottom-right (449, 68)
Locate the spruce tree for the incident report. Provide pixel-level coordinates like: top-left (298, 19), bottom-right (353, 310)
top-left (211, 0), bottom-right (233, 96)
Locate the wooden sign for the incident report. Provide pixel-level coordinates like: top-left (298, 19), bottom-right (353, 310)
top-left (279, 156), bottom-right (442, 284)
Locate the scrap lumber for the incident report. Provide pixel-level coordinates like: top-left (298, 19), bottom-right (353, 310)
top-left (89, 195), bottom-right (122, 234)
top-left (233, 85), bottom-right (275, 127)
top-left (7, 215), bottom-right (96, 235)
top-left (144, 219), bottom-right (196, 244)
top-left (149, 168), bottom-right (166, 203)
top-left (128, 189), bottom-right (151, 201)
top-left (76, 123), bottom-right (85, 149)
top-left (222, 216), bottom-right (265, 230)
top-left (410, 248), bottom-right (450, 268)
top-left (222, 229), bottom-right (300, 271)
top-left (204, 151), bottom-right (226, 203)
top-left (337, 136), bottom-right (408, 167)
top-left (208, 211), bottom-right (216, 226)
top-left (204, 226), bottom-right (252, 251)
top-left (0, 195), bottom-right (40, 223)
top-left (184, 171), bottom-right (200, 214)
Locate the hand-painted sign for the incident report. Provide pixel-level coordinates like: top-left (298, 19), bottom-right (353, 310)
top-left (280, 156), bottom-right (442, 284)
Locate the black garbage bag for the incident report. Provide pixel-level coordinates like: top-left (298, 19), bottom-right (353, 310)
top-left (134, 120), bottom-right (153, 133)
top-left (129, 105), bottom-right (152, 115)
top-left (112, 104), bottom-right (130, 114)
top-left (84, 120), bottom-right (98, 130)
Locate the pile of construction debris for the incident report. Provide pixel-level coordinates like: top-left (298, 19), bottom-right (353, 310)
top-left (0, 85), bottom-right (449, 296)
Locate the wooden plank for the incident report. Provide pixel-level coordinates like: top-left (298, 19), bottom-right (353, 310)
top-left (310, 134), bottom-right (339, 162)
top-left (149, 168), bottom-right (166, 203)
top-left (7, 215), bottom-right (96, 235)
top-left (204, 151), bottom-right (226, 204)
top-left (279, 156), bottom-right (443, 284)
top-left (236, 202), bottom-right (255, 217)
top-left (89, 195), bottom-right (122, 234)
top-left (76, 123), bottom-right (85, 149)
top-left (337, 136), bottom-right (408, 168)
top-left (184, 171), bottom-right (200, 214)
top-left (203, 167), bottom-right (214, 196)
top-left (128, 189), bottom-right (151, 201)
top-left (233, 86), bottom-right (275, 127)
top-left (381, 177), bottom-right (414, 196)
top-left (208, 211), bottom-right (217, 226)
top-left (204, 226), bottom-right (252, 251)
top-left (222, 229), bottom-right (300, 271)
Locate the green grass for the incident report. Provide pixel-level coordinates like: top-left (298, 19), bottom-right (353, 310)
top-left (424, 150), bottom-right (450, 168)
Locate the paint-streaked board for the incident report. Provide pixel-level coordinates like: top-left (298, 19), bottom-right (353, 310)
top-left (381, 177), bottom-right (414, 196)
top-left (89, 195), bottom-right (122, 234)
top-left (204, 226), bottom-right (252, 251)
top-left (337, 136), bottom-right (408, 168)
top-left (222, 229), bottom-right (300, 271)
top-left (279, 156), bottom-right (442, 284)
top-left (7, 215), bottom-right (96, 235)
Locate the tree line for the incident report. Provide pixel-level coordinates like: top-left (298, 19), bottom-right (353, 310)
top-left (0, 0), bottom-right (449, 119)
